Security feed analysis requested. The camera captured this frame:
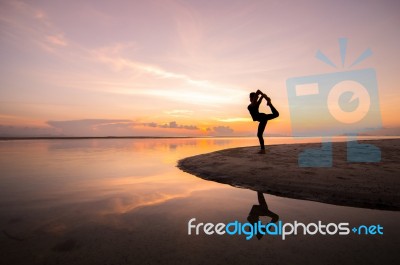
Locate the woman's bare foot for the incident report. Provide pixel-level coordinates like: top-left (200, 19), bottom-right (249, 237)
top-left (257, 149), bottom-right (266, 154)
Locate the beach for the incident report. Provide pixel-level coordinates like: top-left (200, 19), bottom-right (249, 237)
top-left (178, 138), bottom-right (400, 211)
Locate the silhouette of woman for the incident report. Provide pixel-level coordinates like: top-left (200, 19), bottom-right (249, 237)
top-left (248, 90), bottom-right (279, 154)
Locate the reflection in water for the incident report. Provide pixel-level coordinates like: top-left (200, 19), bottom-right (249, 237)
top-left (0, 138), bottom-right (260, 242)
top-left (247, 192), bottom-right (279, 240)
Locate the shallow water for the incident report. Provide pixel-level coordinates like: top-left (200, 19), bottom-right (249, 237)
top-left (0, 137), bottom-right (399, 265)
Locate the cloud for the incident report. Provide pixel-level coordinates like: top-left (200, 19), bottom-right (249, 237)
top-left (0, 1), bottom-right (244, 112)
top-left (143, 121), bottom-right (198, 130)
top-left (44, 119), bottom-right (200, 136)
top-left (47, 119), bottom-right (133, 128)
top-left (142, 122), bottom-right (158, 128)
top-left (164, 109), bottom-right (194, 117)
top-left (46, 34), bottom-right (67, 46)
top-left (0, 1), bottom-right (69, 51)
top-left (0, 119), bottom-right (201, 137)
top-left (89, 44), bottom-right (243, 105)
top-left (207, 126), bottom-right (234, 136)
top-left (91, 45), bottom-right (218, 89)
top-left (359, 127), bottom-right (400, 136)
top-left (215, 117), bottom-right (251, 122)
top-left (47, 119), bottom-right (134, 136)
top-left (0, 124), bottom-right (57, 137)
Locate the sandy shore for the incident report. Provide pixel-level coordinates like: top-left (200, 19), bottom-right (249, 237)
top-left (178, 139), bottom-right (400, 210)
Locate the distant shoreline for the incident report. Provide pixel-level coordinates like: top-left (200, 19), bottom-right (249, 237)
top-left (0, 136), bottom-right (195, 140)
top-left (1, 135), bottom-right (399, 141)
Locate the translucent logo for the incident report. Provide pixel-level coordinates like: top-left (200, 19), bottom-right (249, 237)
top-left (286, 38), bottom-right (382, 167)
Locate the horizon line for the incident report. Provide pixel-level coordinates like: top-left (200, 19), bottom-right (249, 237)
top-left (1, 135), bottom-right (399, 141)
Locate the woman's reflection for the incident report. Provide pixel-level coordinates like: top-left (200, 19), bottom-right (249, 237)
top-left (247, 191), bottom-right (279, 240)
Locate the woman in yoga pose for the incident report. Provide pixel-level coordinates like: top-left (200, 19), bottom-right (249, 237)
top-left (248, 90), bottom-right (279, 154)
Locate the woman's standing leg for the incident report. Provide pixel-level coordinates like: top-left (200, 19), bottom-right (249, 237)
top-left (257, 119), bottom-right (267, 150)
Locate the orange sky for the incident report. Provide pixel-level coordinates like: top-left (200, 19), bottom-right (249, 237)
top-left (0, 0), bottom-right (399, 137)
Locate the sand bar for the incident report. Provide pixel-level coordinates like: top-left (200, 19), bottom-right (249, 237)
top-left (178, 139), bottom-right (400, 210)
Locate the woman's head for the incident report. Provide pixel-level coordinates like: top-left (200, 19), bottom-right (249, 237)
top-left (249, 92), bottom-right (256, 102)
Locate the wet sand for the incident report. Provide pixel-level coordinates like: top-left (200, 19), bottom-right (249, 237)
top-left (178, 139), bottom-right (400, 210)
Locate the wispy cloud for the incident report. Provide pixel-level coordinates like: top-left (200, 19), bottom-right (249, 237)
top-left (46, 34), bottom-right (67, 46)
top-left (164, 109), bottom-right (194, 117)
top-left (0, 118), bottom-right (202, 137)
top-left (0, 1), bottom-right (69, 51)
top-left (215, 117), bottom-right (252, 123)
top-left (47, 119), bottom-right (133, 136)
top-left (45, 119), bottom-right (201, 136)
top-left (90, 43), bottom-right (234, 91)
top-left (0, 124), bottom-right (56, 137)
top-left (1, 1), bottom-right (245, 109)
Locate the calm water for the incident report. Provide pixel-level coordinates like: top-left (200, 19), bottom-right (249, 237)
top-left (0, 137), bottom-right (399, 265)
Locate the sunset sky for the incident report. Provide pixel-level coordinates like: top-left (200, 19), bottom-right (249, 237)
top-left (0, 0), bottom-right (399, 137)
